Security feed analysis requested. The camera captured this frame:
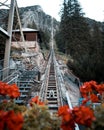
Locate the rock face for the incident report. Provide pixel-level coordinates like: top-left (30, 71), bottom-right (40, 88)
top-left (0, 5), bottom-right (60, 34)
top-left (20, 5), bottom-right (59, 35)
top-left (10, 40), bottom-right (45, 73)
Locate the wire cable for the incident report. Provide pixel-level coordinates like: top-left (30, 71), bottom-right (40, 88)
top-left (0, 0), bottom-right (10, 8)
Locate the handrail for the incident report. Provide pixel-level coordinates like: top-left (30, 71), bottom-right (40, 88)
top-left (53, 50), bottom-right (80, 130)
top-left (39, 52), bottom-right (51, 101)
top-left (2, 69), bottom-right (20, 82)
top-left (53, 54), bottom-right (65, 106)
top-left (7, 74), bottom-right (19, 84)
top-left (66, 91), bottom-right (80, 130)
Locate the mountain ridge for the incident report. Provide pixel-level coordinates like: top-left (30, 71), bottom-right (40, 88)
top-left (0, 5), bottom-right (104, 34)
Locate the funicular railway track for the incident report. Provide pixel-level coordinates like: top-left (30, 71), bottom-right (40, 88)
top-left (40, 50), bottom-right (63, 114)
top-left (46, 56), bottom-right (59, 113)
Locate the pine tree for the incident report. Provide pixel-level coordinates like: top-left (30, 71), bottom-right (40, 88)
top-left (56, 0), bottom-right (92, 81)
top-left (90, 23), bottom-right (104, 82)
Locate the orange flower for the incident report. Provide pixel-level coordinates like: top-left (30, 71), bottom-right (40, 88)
top-left (0, 110), bottom-right (8, 130)
top-left (7, 84), bottom-right (20, 98)
top-left (0, 81), bottom-right (10, 96)
top-left (58, 105), bottom-right (75, 130)
top-left (80, 80), bottom-right (98, 98)
top-left (0, 81), bottom-right (20, 98)
top-left (0, 110), bottom-right (24, 130)
top-left (30, 96), bottom-right (45, 106)
top-left (96, 84), bottom-right (104, 94)
top-left (90, 94), bottom-right (99, 103)
top-left (6, 110), bottom-right (24, 130)
top-left (72, 106), bottom-right (95, 127)
top-left (58, 105), bottom-right (69, 116)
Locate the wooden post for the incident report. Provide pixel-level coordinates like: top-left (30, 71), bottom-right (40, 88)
top-left (15, 1), bottom-right (27, 52)
top-left (3, 0), bottom-right (16, 79)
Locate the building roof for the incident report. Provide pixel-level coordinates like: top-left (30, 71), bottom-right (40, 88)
top-left (0, 27), bottom-right (10, 38)
top-left (12, 28), bottom-right (39, 32)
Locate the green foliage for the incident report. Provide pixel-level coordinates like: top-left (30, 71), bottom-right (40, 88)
top-left (39, 29), bottom-right (51, 49)
top-left (0, 99), bottom-right (27, 113)
top-left (55, 0), bottom-right (104, 83)
top-left (91, 104), bottom-right (104, 130)
top-left (22, 104), bottom-right (61, 130)
top-left (0, 100), bottom-right (61, 130)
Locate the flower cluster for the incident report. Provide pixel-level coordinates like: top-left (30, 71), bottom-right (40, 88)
top-left (0, 81), bottom-right (61, 130)
top-left (91, 103), bottom-right (104, 130)
top-left (0, 80), bottom-right (104, 130)
top-left (72, 106), bottom-right (95, 127)
top-left (58, 80), bottom-right (104, 130)
top-left (58, 105), bottom-right (75, 130)
top-left (80, 80), bottom-right (104, 103)
top-left (29, 96), bottom-right (45, 106)
top-left (58, 105), bottom-right (95, 130)
top-left (0, 81), bottom-right (20, 98)
top-left (0, 110), bottom-right (24, 130)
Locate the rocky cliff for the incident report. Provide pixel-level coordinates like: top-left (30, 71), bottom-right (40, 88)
top-left (0, 5), bottom-right (60, 34)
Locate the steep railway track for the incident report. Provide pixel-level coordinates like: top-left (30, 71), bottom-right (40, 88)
top-left (39, 50), bottom-right (64, 114)
top-left (46, 58), bottom-right (59, 113)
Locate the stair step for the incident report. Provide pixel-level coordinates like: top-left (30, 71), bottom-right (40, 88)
top-left (48, 100), bottom-right (57, 104)
top-left (47, 97), bottom-right (57, 100)
top-left (48, 105), bottom-right (58, 109)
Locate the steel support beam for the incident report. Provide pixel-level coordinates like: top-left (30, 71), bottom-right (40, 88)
top-left (3, 0), bottom-right (16, 79)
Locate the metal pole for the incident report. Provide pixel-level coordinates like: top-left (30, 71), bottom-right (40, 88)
top-left (66, 91), bottom-right (80, 130)
top-left (3, 0), bottom-right (16, 79)
top-left (15, 1), bottom-right (27, 52)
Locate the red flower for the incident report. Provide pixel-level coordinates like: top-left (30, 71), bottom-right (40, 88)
top-left (58, 105), bottom-right (75, 130)
top-left (6, 110), bottom-right (24, 130)
top-left (30, 96), bottom-right (45, 106)
top-left (7, 84), bottom-right (20, 98)
top-left (0, 81), bottom-right (10, 96)
top-left (0, 110), bottom-right (24, 130)
top-left (58, 105), bottom-right (69, 116)
top-left (0, 110), bottom-right (8, 130)
top-left (90, 94), bottom-right (99, 103)
top-left (96, 84), bottom-right (104, 94)
top-left (0, 81), bottom-right (20, 98)
top-left (80, 80), bottom-right (98, 98)
top-left (72, 106), bottom-right (95, 127)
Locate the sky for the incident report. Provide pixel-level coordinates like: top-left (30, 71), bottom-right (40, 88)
top-left (0, 0), bottom-right (104, 22)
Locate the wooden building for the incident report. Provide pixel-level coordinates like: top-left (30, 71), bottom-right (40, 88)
top-left (11, 28), bottom-right (41, 53)
top-left (0, 27), bottom-right (10, 60)
top-left (12, 28), bottom-right (39, 42)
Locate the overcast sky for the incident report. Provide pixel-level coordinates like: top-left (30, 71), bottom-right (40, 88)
top-left (0, 0), bottom-right (104, 22)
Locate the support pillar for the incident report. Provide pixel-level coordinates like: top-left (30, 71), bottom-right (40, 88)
top-left (3, 0), bottom-right (16, 80)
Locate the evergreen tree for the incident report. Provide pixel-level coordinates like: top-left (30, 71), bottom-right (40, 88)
top-left (56, 0), bottom-right (92, 81)
top-left (55, 0), bottom-right (104, 82)
top-left (39, 29), bottom-right (50, 49)
top-left (90, 23), bottom-right (104, 82)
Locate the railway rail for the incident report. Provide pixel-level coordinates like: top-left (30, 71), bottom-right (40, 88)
top-left (39, 50), bottom-right (66, 113)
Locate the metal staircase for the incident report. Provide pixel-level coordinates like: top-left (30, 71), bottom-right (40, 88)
top-left (46, 60), bottom-right (59, 113)
top-left (15, 70), bottom-right (39, 104)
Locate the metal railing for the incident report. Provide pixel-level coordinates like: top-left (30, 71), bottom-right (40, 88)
top-left (66, 91), bottom-right (80, 130)
top-left (39, 52), bottom-right (51, 101)
top-left (53, 53), bottom-right (66, 106)
top-left (0, 64), bottom-right (21, 84)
